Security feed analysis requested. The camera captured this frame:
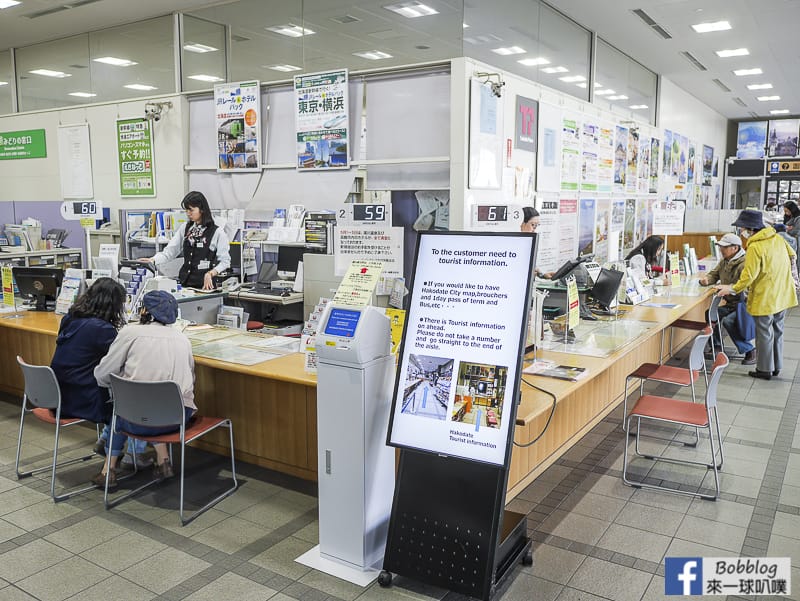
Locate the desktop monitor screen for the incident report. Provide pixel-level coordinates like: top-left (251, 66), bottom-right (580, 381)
top-left (13, 266), bottom-right (63, 311)
top-left (229, 243), bottom-right (242, 272)
top-left (277, 245), bottom-right (305, 279)
top-left (549, 256), bottom-right (587, 283)
top-left (590, 268), bottom-right (625, 310)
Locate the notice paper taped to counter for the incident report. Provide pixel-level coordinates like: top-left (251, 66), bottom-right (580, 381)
top-left (387, 232), bottom-right (535, 466)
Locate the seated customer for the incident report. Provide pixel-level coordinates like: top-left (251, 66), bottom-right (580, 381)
top-left (92, 290), bottom-right (196, 489)
top-left (50, 278), bottom-right (126, 424)
top-left (698, 233), bottom-right (755, 364)
top-left (625, 235), bottom-right (665, 275)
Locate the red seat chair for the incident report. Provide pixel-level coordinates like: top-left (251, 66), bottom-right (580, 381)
top-left (661, 294), bottom-right (722, 362)
top-left (622, 352), bottom-right (728, 501)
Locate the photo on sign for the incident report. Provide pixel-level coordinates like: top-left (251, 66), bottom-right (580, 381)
top-left (400, 354), bottom-right (453, 421)
top-left (452, 361), bottom-right (508, 430)
top-left (297, 137), bottom-right (348, 169)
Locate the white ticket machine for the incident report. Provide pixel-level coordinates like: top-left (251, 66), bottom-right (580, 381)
top-left (297, 304), bottom-right (396, 584)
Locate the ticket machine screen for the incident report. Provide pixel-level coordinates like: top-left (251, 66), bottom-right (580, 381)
top-left (323, 308), bottom-right (362, 338)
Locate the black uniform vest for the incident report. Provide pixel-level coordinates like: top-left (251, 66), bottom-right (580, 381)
top-left (178, 223), bottom-right (218, 288)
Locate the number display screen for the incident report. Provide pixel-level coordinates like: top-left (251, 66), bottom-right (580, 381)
top-left (476, 205), bottom-right (507, 222)
top-left (72, 202), bottom-right (98, 215)
top-left (353, 204), bottom-right (386, 222)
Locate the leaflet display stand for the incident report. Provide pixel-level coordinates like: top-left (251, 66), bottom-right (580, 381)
top-left (381, 232), bottom-right (536, 600)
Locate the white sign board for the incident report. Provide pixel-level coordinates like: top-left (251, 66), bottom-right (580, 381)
top-left (387, 232), bottom-right (535, 465)
top-left (652, 200), bottom-right (686, 236)
top-left (334, 225), bottom-right (403, 278)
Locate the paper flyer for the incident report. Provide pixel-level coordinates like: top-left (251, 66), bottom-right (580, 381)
top-left (294, 70), bottom-right (349, 170)
top-left (214, 80), bottom-right (261, 172)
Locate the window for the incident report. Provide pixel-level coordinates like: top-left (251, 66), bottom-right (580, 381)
top-left (182, 15), bottom-right (227, 91)
top-left (595, 38), bottom-right (658, 125)
top-left (0, 50), bottom-right (12, 114)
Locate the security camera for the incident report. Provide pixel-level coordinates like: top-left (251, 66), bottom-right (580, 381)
top-left (475, 72), bottom-right (505, 98)
top-left (490, 81), bottom-right (505, 98)
top-left (144, 101), bottom-right (172, 122)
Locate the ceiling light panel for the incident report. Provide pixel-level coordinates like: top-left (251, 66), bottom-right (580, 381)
top-left (757, 95), bottom-right (780, 101)
top-left (691, 20), bottom-right (731, 33)
top-left (183, 43), bottom-right (218, 53)
top-left (733, 68), bottom-right (762, 76)
top-left (559, 75), bottom-right (585, 83)
top-left (29, 69), bottom-right (71, 78)
top-left (0, 81), bottom-right (7, 86)
top-left (0, 0), bottom-right (20, 8)
top-left (492, 46), bottom-right (525, 56)
top-left (595, 89), bottom-right (615, 96)
top-left (266, 24), bottom-right (315, 37)
top-left (607, 94), bottom-right (628, 100)
top-left (542, 66), bottom-right (568, 74)
top-left (93, 56), bottom-right (137, 67)
top-left (517, 57), bottom-right (550, 66)
top-left (629, 104), bottom-right (648, 110)
top-left (716, 48), bottom-right (749, 58)
top-left (69, 92), bottom-right (97, 98)
top-left (383, 2), bottom-right (438, 18)
top-left (266, 64), bottom-right (302, 72)
top-left (124, 84), bottom-right (157, 91)
top-left (188, 74), bottom-right (224, 82)
top-left (746, 83), bottom-right (773, 90)
top-left (353, 50), bottom-right (393, 60)
top-left (770, 109), bottom-right (790, 115)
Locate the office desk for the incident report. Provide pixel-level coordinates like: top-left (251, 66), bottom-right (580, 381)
top-left (225, 289), bottom-right (304, 324)
top-left (0, 311), bottom-right (318, 480)
top-left (0, 285), bottom-right (711, 490)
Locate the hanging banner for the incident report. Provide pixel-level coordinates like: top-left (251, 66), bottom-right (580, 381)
top-left (652, 200), bottom-right (686, 235)
top-left (214, 80), bottom-right (261, 172)
top-left (295, 69), bottom-right (349, 171)
top-left (116, 118), bottom-right (155, 197)
top-left (0, 129), bottom-right (46, 160)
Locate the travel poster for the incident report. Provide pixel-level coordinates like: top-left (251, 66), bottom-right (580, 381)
top-left (578, 197), bottom-right (596, 257)
top-left (702, 145), bottom-right (714, 186)
top-left (560, 117), bottom-right (580, 191)
top-left (294, 70), bottom-right (349, 170)
top-left (649, 137), bottom-right (660, 193)
top-left (626, 127), bottom-right (639, 194)
top-left (662, 130), bottom-right (672, 176)
top-left (736, 121), bottom-right (767, 159)
top-left (116, 118), bottom-right (155, 197)
top-left (687, 141), bottom-right (696, 184)
top-left (623, 198), bottom-right (636, 254)
top-left (597, 123), bottom-right (614, 193)
top-left (387, 232), bottom-right (535, 465)
top-left (613, 126), bottom-right (628, 191)
top-left (214, 80), bottom-right (261, 171)
top-left (558, 198), bottom-right (579, 265)
top-left (594, 198), bottom-right (610, 263)
top-left (638, 135), bottom-right (650, 194)
top-left (534, 196), bottom-right (560, 273)
top-left (768, 119), bottom-right (799, 157)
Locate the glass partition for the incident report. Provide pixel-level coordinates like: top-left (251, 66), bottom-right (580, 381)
top-left (595, 38), bottom-right (658, 125)
top-left (0, 50), bottom-right (12, 114)
top-left (16, 34), bottom-right (91, 111)
top-left (182, 15), bottom-right (227, 91)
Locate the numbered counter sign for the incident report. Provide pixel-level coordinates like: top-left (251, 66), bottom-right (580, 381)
top-left (61, 200), bottom-right (102, 221)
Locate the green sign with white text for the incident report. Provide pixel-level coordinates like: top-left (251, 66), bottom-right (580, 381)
top-left (116, 118), bottom-right (156, 197)
top-left (0, 129), bottom-right (47, 160)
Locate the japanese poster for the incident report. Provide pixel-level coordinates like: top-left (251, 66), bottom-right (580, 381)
top-left (214, 80), bottom-right (261, 171)
top-left (534, 195), bottom-right (560, 272)
top-left (578, 197), bottom-right (596, 257)
top-left (623, 198), bottom-right (636, 255)
top-left (580, 122), bottom-right (599, 192)
top-left (558, 198), bottom-right (579, 265)
top-left (687, 140), bottom-right (696, 184)
top-left (637, 135), bottom-right (650, 194)
top-left (116, 118), bottom-right (155, 197)
top-left (295, 70), bottom-right (349, 171)
top-left (594, 198), bottom-right (610, 263)
top-left (626, 127), bottom-right (638, 194)
top-left (702, 145), bottom-right (714, 186)
top-left (662, 129), bottom-right (672, 176)
top-left (649, 137), bottom-right (660, 193)
top-left (613, 125), bottom-right (628, 192)
top-left (560, 116), bottom-right (580, 191)
top-left (597, 124), bottom-right (614, 193)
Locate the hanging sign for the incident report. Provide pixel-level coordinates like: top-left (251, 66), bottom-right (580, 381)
top-left (294, 69), bottom-right (349, 170)
top-left (2, 266), bottom-right (14, 307)
top-left (116, 118), bottom-right (155, 197)
top-left (0, 129), bottom-right (46, 160)
top-left (652, 200), bottom-right (686, 236)
top-left (214, 80), bottom-right (261, 172)
top-left (567, 274), bottom-right (580, 330)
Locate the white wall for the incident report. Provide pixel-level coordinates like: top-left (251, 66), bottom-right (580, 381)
top-left (0, 95), bottom-right (188, 220)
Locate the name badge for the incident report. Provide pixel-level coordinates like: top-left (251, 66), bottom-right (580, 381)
top-left (196, 241), bottom-right (204, 248)
top-left (198, 260), bottom-right (211, 270)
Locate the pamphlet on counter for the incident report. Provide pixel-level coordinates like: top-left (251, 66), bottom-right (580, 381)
top-left (523, 359), bottom-right (588, 381)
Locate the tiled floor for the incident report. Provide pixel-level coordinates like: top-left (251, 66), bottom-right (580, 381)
top-left (0, 312), bottom-right (798, 601)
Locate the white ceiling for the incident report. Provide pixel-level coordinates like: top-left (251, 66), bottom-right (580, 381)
top-left (0, 0), bottom-right (797, 120)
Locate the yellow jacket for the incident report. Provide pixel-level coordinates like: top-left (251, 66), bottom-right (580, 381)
top-left (732, 226), bottom-right (798, 316)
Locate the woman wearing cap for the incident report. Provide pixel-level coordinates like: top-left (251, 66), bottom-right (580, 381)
top-left (141, 191), bottom-right (230, 290)
top-left (715, 209), bottom-right (798, 380)
top-left (91, 290), bottom-right (196, 488)
top-left (699, 233), bottom-right (755, 363)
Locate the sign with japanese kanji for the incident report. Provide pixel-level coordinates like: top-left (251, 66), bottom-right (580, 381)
top-left (334, 225), bottom-right (403, 279)
top-left (214, 80), bottom-right (261, 172)
top-left (116, 118), bottom-right (155, 197)
top-left (294, 69), bottom-right (349, 171)
top-left (0, 129), bottom-right (46, 160)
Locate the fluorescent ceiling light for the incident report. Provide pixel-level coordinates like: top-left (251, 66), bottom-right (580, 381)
top-left (183, 43), bottom-right (219, 53)
top-left (188, 74), bottom-right (224, 82)
top-left (69, 92), bottom-right (97, 98)
top-left (607, 94), bottom-right (628, 100)
top-left (770, 109), bottom-right (790, 115)
top-left (542, 66), bottom-right (568, 74)
top-left (93, 56), bottom-right (138, 67)
top-left (0, 0), bottom-right (21, 8)
top-left (29, 69), bottom-right (71, 78)
top-left (746, 83), bottom-right (773, 90)
top-left (0, 81), bottom-right (7, 86)
top-left (517, 57), bottom-right (550, 66)
top-left (559, 75), bottom-right (585, 83)
top-left (575, 81), bottom-right (603, 89)
top-left (757, 95), bottom-right (780, 101)
top-left (716, 48), bottom-right (748, 58)
top-left (384, 2), bottom-right (438, 18)
top-left (492, 46), bottom-right (525, 56)
top-left (463, 23), bottom-right (469, 28)
top-left (629, 104), bottom-right (648, 110)
top-left (266, 64), bottom-right (302, 72)
top-left (595, 89), bottom-right (615, 96)
top-left (691, 20), bottom-right (731, 33)
top-left (733, 67), bottom-right (762, 76)
top-left (353, 50), bottom-right (393, 60)
top-left (124, 84), bottom-right (157, 91)
top-left (266, 24), bottom-right (315, 37)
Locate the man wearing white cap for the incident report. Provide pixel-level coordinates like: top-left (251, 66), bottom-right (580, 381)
top-left (699, 233), bottom-right (755, 364)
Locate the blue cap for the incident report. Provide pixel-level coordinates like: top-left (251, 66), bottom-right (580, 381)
top-left (142, 290), bottom-right (178, 324)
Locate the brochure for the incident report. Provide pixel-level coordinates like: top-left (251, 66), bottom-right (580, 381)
top-left (523, 359), bottom-right (588, 381)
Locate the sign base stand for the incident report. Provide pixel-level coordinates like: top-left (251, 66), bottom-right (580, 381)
top-left (379, 449), bottom-right (531, 601)
top-left (295, 546), bottom-right (380, 587)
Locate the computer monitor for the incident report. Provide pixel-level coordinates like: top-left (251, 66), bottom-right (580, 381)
top-left (590, 267), bottom-right (625, 311)
top-left (256, 262), bottom-right (278, 284)
top-left (13, 266), bottom-right (63, 311)
top-left (549, 256), bottom-right (588, 283)
top-left (229, 243), bottom-right (242, 274)
top-left (277, 245), bottom-right (305, 280)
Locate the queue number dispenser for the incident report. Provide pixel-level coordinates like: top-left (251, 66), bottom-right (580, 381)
top-left (297, 303), bottom-right (396, 584)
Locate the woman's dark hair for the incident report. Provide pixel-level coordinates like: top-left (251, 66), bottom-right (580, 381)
top-left (784, 201), bottom-right (800, 219)
top-left (522, 207), bottom-right (540, 223)
top-left (139, 310), bottom-right (154, 325)
top-left (68, 277), bottom-right (127, 329)
top-left (181, 191), bottom-right (215, 228)
top-left (625, 235), bottom-right (664, 265)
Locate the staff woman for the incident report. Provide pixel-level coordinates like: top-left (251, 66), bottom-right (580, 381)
top-left (142, 191), bottom-right (230, 290)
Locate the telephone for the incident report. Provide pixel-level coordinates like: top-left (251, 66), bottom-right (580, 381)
top-left (46, 228), bottom-right (68, 247)
top-left (221, 277), bottom-right (241, 292)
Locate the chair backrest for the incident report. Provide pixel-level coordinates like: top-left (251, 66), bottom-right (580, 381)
top-left (707, 294), bottom-right (722, 323)
top-left (688, 327), bottom-right (713, 371)
top-left (108, 373), bottom-right (185, 428)
top-left (16, 355), bottom-right (60, 410)
top-left (705, 352), bottom-right (729, 409)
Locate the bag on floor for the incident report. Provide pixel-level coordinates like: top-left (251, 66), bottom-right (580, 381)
top-left (735, 297), bottom-right (756, 342)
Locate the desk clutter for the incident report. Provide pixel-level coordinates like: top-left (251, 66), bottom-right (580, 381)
top-left (183, 324), bottom-right (300, 365)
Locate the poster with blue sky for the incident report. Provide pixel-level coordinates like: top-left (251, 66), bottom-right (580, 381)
top-left (578, 198), bottom-right (596, 257)
top-left (736, 121), bottom-right (768, 159)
